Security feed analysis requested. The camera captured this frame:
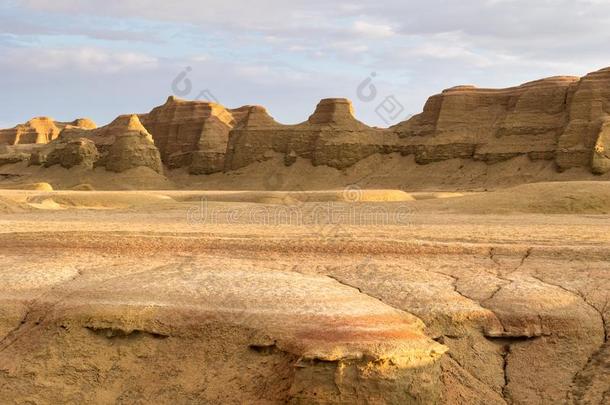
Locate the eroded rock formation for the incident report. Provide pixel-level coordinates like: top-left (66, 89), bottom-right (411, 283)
top-left (0, 117), bottom-right (96, 145)
top-left (2, 67), bottom-right (610, 178)
top-left (557, 68), bottom-right (610, 171)
top-left (223, 98), bottom-right (388, 171)
top-left (394, 77), bottom-right (578, 164)
top-left (140, 67), bottom-right (610, 176)
top-left (31, 115), bottom-right (163, 173)
top-left (40, 138), bottom-right (99, 169)
top-left (140, 96), bottom-right (243, 174)
top-left (592, 119), bottom-right (610, 174)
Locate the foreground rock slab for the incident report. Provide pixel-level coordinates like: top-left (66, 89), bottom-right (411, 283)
top-left (0, 188), bottom-right (608, 404)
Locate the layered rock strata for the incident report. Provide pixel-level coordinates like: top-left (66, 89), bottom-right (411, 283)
top-left (144, 68), bottom-right (610, 175)
top-left (139, 96), bottom-right (246, 174)
top-left (0, 117), bottom-right (96, 145)
top-left (31, 115), bottom-right (162, 173)
top-left (2, 67), bottom-right (610, 176)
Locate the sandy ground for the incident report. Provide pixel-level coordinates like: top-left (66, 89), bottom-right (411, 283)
top-left (0, 183), bottom-right (609, 404)
top-left (2, 154), bottom-right (610, 193)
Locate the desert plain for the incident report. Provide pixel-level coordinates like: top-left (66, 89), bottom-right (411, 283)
top-left (0, 67), bottom-right (609, 404)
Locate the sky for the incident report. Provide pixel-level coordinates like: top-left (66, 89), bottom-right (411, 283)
top-left (1, 0), bottom-right (609, 128)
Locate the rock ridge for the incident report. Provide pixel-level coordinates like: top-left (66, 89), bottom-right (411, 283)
top-left (2, 67), bottom-right (610, 177)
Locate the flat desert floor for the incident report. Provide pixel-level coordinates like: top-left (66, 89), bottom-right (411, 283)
top-left (0, 182), bottom-right (609, 404)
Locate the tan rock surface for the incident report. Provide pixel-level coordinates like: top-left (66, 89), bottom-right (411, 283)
top-left (593, 118), bottom-right (610, 174)
top-left (2, 68), bottom-right (610, 189)
top-left (140, 96), bottom-right (240, 173)
top-left (0, 117), bottom-right (96, 145)
top-left (44, 114), bottom-right (163, 174)
top-left (557, 68), bottom-right (610, 170)
top-left (135, 67), bottom-right (610, 181)
top-left (0, 183), bottom-right (608, 403)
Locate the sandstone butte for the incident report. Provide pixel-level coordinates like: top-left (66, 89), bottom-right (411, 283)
top-left (0, 66), bottom-right (609, 180)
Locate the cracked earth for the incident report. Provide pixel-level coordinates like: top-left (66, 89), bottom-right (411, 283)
top-left (0, 190), bottom-right (608, 404)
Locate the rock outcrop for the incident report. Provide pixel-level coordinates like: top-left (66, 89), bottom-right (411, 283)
top-left (137, 67), bottom-right (610, 176)
top-left (140, 96), bottom-right (243, 174)
top-left (592, 119), bottom-right (610, 174)
top-left (225, 98), bottom-right (387, 171)
top-left (41, 138), bottom-right (99, 169)
top-left (394, 77), bottom-right (578, 164)
top-left (2, 67), bottom-right (610, 178)
top-left (557, 68), bottom-right (610, 170)
top-left (0, 117), bottom-right (96, 145)
top-left (31, 115), bottom-right (163, 173)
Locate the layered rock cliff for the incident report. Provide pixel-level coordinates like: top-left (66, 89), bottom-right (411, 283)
top-left (139, 96), bottom-right (245, 174)
top-left (31, 115), bottom-right (162, 174)
top-left (225, 98), bottom-right (385, 171)
top-left (140, 67), bottom-right (610, 176)
top-left (2, 67), bottom-right (610, 178)
top-left (394, 77), bottom-right (578, 164)
top-left (557, 67), bottom-right (610, 171)
top-left (0, 117), bottom-right (96, 145)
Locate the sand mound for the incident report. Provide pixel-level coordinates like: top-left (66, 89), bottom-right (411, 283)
top-left (411, 192), bottom-right (465, 200)
top-left (174, 189), bottom-right (414, 204)
top-left (27, 198), bottom-right (65, 210)
top-left (72, 184), bottom-right (95, 191)
top-left (19, 182), bottom-right (53, 191)
top-left (26, 192), bottom-right (175, 210)
top-left (425, 181), bottom-right (610, 214)
top-left (0, 162), bottom-right (174, 191)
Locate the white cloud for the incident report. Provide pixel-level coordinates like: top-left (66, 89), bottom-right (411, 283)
top-left (17, 0), bottom-right (610, 74)
top-left (190, 55), bottom-right (209, 62)
top-left (3, 47), bottom-right (158, 73)
top-left (328, 41), bottom-right (369, 54)
top-left (351, 21), bottom-right (395, 38)
top-left (4, 0), bottom-right (610, 126)
top-left (233, 64), bottom-right (311, 85)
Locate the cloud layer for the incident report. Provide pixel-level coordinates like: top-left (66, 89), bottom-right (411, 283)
top-left (1, 0), bottom-right (608, 126)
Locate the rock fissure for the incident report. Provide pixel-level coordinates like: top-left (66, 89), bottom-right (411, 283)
top-left (529, 272), bottom-right (609, 402)
top-left (501, 344), bottom-right (511, 403)
top-left (0, 260), bottom-right (193, 354)
top-left (0, 268), bottom-right (84, 353)
top-left (85, 326), bottom-right (170, 340)
top-left (530, 273), bottom-right (607, 342)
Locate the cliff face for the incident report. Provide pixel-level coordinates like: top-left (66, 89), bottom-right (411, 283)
top-left (32, 115), bottom-right (163, 173)
top-left (394, 77), bottom-right (578, 164)
top-left (557, 68), bottom-right (610, 171)
top-left (225, 98), bottom-right (385, 171)
top-left (395, 69), bottom-right (610, 172)
top-left (2, 67), bottom-right (610, 177)
top-left (140, 96), bottom-right (242, 174)
top-left (141, 67), bottom-right (610, 176)
top-left (0, 117), bottom-right (96, 145)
